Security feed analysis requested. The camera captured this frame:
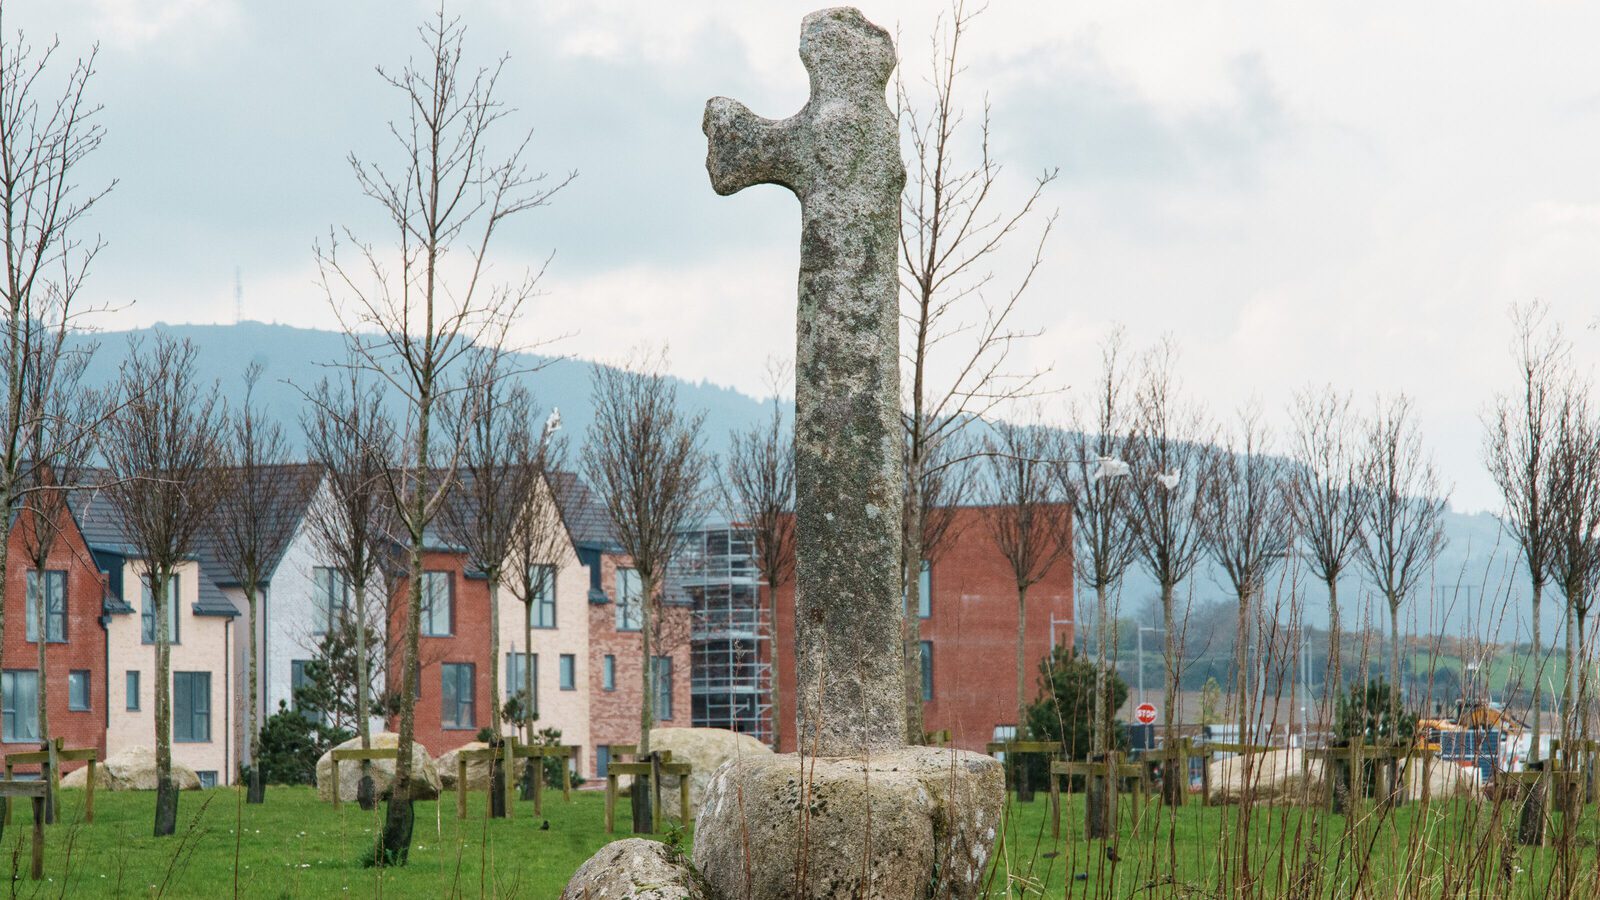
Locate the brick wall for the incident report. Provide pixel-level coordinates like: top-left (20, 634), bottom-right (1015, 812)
top-left (2, 506), bottom-right (108, 772)
top-left (773, 505), bottom-right (1075, 754)
top-left (386, 550), bottom-right (495, 758)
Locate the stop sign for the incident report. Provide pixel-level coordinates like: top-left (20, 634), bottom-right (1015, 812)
top-left (1135, 702), bottom-right (1157, 725)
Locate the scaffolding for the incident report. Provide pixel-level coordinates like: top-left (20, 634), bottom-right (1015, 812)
top-left (673, 524), bottom-right (772, 744)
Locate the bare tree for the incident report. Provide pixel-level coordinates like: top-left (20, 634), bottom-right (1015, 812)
top-left (1546, 384), bottom-right (1600, 741)
top-left (314, 7), bottom-right (570, 862)
top-left (100, 335), bottom-right (227, 837)
top-left (1357, 394), bottom-right (1448, 733)
top-left (722, 379), bottom-right (795, 749)
top-left (1059, 328), bottom-right (1138, 838)
top-left (302, 366), bottom-right (396, 808)
top-left (896, 0), bottom-right (1057, 741)
top-left (503, 402), bottom-right (566, 797)
top-left (1288, 386), bottom-right (1367, 699)
top-left (584, 353), bottom-right (709, 830)
top-left (1125, 338), bottom-right (1213, 804)
top-left (16, 334), bottom-right (99, 821)
top-left (1483, 302), bottom-right (1566, 770)
top-left (0, 2), bottom-right (115, 776)
top-left (214, 364), bottom-right (314, 805)
top-left (982, 414), bottom-right (1069, 734)
top-left (1200, 404), bottom-right (1290, 873)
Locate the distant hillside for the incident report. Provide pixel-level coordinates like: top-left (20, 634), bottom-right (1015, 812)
top-left (68, 322), bottom-right (1544, 639)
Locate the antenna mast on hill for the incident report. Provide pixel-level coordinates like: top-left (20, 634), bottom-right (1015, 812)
top-left (234, 267), bottom-right (242, 324)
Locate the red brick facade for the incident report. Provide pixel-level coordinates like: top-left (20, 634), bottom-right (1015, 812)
top-left (1, 505), bottom-right (109, 772)
top-left (587, 550), bottom-right (691, 776)
top-left (773, 505), bottom-right (1075, 754)
top-left (386, 551), bottom-right (495, 758)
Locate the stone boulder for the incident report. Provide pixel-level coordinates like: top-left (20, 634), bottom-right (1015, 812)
top-left (562, 838), bottom-right (709, 899)
top-left (438, 741), bottom-right (494, 792)
top-left (694, 746), bottom-right (1003, 899)
top-left (1207, 749), bottom-right (1323, 805)
top-left (314, 732), bottom-right (441, 803)
top-left (60, 746), bottom-right (201, 791)
top-left (1405, 759), bottom-right (1483, 800)
top-left (649, 727), bottom-right (774, 820)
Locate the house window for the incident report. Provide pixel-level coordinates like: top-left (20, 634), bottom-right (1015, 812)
top-left (421, 571), bottom-right (452, 637)
top-left (559, 654), bottom-right (576, 691)
top-left (197, 771), bottom-right (217, 788)
top-left (173, 672), bottom-right (211, 743)
top-left (530, 564), bottom-right (557, 629)
top-left (68, 671), bottom-right (90, 711)
top-left (291, 660), bottom-right (323, 724)
top-left (25, 570), bottom-right (66, 643)
top-left (125, 670), bottom-right (140, 711)
top-left (615, 568), bottom-right (643, 631)
top-left (440, 663), bottom-right (475, 730)
top-left (141, 574), bottom-right (180, 645)
top-left (595, 745), bottom-right (611, 779)
top-left (506, 652), bottom-right (536, 715)
top-left (311, 567), bottom-right (349, 634)
top-left (653, 656), bottom-right (673, 721)
top-left (920, 641), bottom-right (933, 702)
top-left (603, 655), bottom-right (616, 692)
top-left (1, 671), bottom-right (38, 742)
top-left (918, 560), bottom-right (932, 618)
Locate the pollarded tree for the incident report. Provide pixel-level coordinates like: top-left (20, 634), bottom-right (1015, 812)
top-left (1125, 338), bottom-right (1214, 805)
top-left (1058, 328), bottom-right (1138, 839)
top-left (982, 413), bottom-right (1070, 733)
top-left (215, 363), bottom-right (317, 805)
top-left (1288, 386), bottom-right (1367, 699)
top-left (315, 8), bottom-right (571, 862)
top-left (1357, 395), bottom-right (1447, 735)
top-left (722, 378), bottom-right (794, 749)
top-left (302, 365), bottom-right (396, 808)
top-left (101, 336), bottom-right (227, 837)
top-left (583, 352), bottom-right (709, 831)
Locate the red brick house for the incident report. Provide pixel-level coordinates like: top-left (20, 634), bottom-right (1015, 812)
top-left (772, 504), bottom-right (1075, 754)
top-left (549, 472), bottom-right (691, 779)
top-left (385, 547), bottom-right (497, 757)
top-left (1, 500), bottom-right (111, 772)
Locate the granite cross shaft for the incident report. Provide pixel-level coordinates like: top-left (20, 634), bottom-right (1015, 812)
top-left (704, 7), bottom-right (906, 757)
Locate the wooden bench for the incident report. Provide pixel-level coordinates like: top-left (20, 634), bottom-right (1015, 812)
top-left (1137, 738), bottom-right (1215, 806)
top-left (328, 747), bottom-right (400, 810)
top-left (604, 751), bottom-right (691, 834)
top-left (1308, 742), bottom-right (1434, 810)
top-left (455, 741), bottom-right (517, 820)
top-left (0, 782), bottom-right (47, 879)
top-left (985, 740), bottom-right (1061, 799)
top-left (4, 740), bottom-right (98, 825)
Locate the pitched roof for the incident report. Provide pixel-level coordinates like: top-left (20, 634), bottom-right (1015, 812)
top-left (192, 462), bottom-right (324, 588)
top-left (547, 469), bottom-right (619, 551)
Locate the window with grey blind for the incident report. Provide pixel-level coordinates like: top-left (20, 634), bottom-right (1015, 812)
top-left (441, 663), bottom-right (475, 730)
top-left (1, 671), bottom-right (38, 742)
top-left (25, 570), bottom-right (66, 643)
top-left (421, 571), bottom-right (452, 637)
top-left (529, 564), bottom-right (557, 628)
top-left (173, 672), bottom-right (210, 742)
top-left (141, 574), bottom-right (180, 645)
top-left (311, 567), bottom-right (350, 634)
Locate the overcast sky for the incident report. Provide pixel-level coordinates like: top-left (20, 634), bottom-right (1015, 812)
top-left (12, 0), bottom-right (1600, 513)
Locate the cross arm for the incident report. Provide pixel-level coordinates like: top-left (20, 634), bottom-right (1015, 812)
top-left (703, 97), bottom-right (802, 196)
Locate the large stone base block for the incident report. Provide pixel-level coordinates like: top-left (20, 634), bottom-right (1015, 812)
top-left (693, 746), bottom-right (1003, 899)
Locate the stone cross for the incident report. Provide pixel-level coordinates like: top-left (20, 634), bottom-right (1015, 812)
top-left (704, 7), bottom-right (906, 757)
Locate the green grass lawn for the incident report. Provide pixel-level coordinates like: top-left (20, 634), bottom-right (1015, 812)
top-left (12, 784), bottom-right (1600, 897)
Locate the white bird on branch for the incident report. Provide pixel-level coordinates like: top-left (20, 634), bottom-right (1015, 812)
top-left (544, 407), bottom-right (563, 437)
top-left (1091, 456), bottom-right (1131, 483)
top-left (1156, 469), bottom-right (1182, 491)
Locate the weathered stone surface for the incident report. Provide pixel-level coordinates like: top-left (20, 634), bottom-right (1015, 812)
top-left (314, 732), bottom-right (441, 803)
top-left (1208, 749), bottom-right (1324, 805)
top-left (704, 6), bottom-right (906, 757)
top-left (562, 838), bottom-right (709, 900)
top-left (1405, 760), bottom-right (1483, 800)
top-left (438, 741), bottom-right (494, 792)
top-left (694, 747), bottom-right (1003, 899)
top-left (650, 727), bottom-right (774, 820)
top-left (61, 746), bottom-right (200, 791)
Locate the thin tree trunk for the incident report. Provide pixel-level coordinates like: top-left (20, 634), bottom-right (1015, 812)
top-left (635, 574), bottom-right (656, 834)
top-left (154, 571), bottom-right (178, 837)
top-left (247, 585), bottom-right (263, 804)
top-left (34, 569), bottom-right (53, 823)
top-left (523, 600), bottom-right (536, 800)
top-left (1161, 580), bottom-right (1182, 806)
top-left (1326, 577), bottom-right (1341, 707)
top-left (1234, 588), bottom-right (1252, 889)
top-left (1519, 580), bottom-right (1549, 846)
top-left (487, 577), bottom-right (504, 818)
top-left (1388, 597), bottom-right (1402, 806)
top-left (381, 539), bottom-right (423, 861)
top-left (1532, 586), bottom-right (1544, 761)
top-left (1016, 586), bottom-right (1028, 733)
top-left (356, 579), bottom-right (374, 809)
top-left (904, 502), bottom-right (926, 744)
top-left (769, 581), bottom-right (783, 751)
top-left (1087, 582), bottom-right (1110, 839)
